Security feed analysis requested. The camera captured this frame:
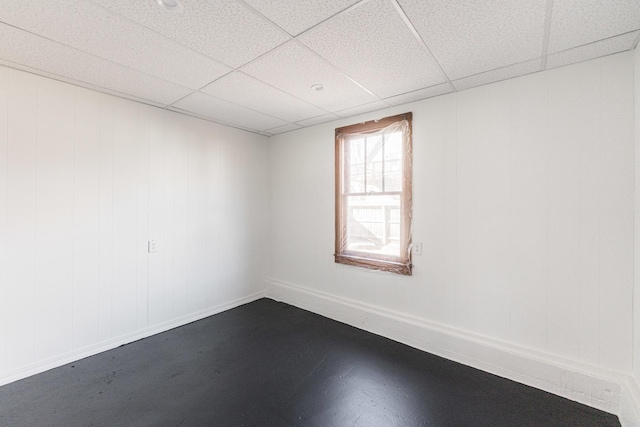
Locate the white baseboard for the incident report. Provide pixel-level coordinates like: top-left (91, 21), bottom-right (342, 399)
top-left (266, 278), bottom-right (627, 417)
top-left (620, 378), bottom-right (640, 426)
top-left (0, 291), bottom-right (265, 387)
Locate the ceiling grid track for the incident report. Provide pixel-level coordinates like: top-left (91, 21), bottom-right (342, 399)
top-left (389, 0), bottom-right (455, 92)
top-left (540, 0), bottom-right (555, 70)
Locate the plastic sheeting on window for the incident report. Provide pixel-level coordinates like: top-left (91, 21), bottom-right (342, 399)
top-left (334, 113), bottom-right (413, 276)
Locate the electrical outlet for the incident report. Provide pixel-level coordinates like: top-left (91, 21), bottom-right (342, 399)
top-left (148, 240), bottom-right (158, 253)
top-left (413, 243), bottom-right (422, 256)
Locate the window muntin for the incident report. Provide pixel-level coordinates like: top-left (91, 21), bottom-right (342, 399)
top-left (335, 113), bottom-right (412, 275)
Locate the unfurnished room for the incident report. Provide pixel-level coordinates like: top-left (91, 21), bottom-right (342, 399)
top-left (0, 0), bottom-right (640, 426)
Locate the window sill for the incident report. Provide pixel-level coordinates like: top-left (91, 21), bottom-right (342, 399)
top-left (334, 253), bottom-right (412, 276)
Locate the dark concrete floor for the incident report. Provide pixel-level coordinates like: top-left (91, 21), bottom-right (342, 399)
top-left (0, 298), bottom-right (620, 427)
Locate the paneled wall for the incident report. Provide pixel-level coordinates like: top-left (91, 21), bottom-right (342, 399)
top-left (0, 65), bottom-right (269, 378)
top-left (634, 44), bottom-right (640, 383)
top-left (268, 51), bottom-right (634, 375)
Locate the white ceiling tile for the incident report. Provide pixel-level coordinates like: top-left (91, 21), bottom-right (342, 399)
top-left (241, 41), bottom-right (379, 111)
top-left (398, 0), bottom-right (547, 80)
top-left (265, 123), bottom-right (302, 135)
top-left (383, 83), bottom-right (453, 106)
top-left (295, 114), bottom-right (341, 127)
top-left (1, 0), bottom-right (637, 134)
top-left (0, 0), bottom-right (231, 89)
top-left (0, 23), bottom-right (191, 105)
top-left (172, 91), bottom-right (288, 132)
top-left (335, 100), bottom-right (390, 118)
top-left (89, 0), bottom-right (290, 68)
top-left (299, 0), bottom-right (445, 98)
top-left (452, 59), bottom-right (541, 92)
top-left (242, 0), bottom-right (360, 36)
top-left (546, 31), bottom-right (639, 70)
top-left (548, 0), bottom-right (640, 53)
top-left (201, 72), bottom-right (327, 122)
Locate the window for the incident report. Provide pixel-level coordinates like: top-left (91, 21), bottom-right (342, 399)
top-left (334, 112), bottom-right (413, 275)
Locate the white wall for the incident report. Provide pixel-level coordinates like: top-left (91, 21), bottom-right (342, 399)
top-left (627, 43), bottom-right (640, 425)
top-left (0, 65), bottom-right (269, 383)
top-left (268, 52), bottom-right (634, 378)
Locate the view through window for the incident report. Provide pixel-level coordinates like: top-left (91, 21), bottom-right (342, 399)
top-left (335, 113), bottom-right (412, 275)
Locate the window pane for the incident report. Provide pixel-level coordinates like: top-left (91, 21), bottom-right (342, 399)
top-left (346, 194), bottom-right (401, 257)
top-left (335, 112), bottom-right (412, 275)
top-left (366, 135), bottom-right (383, 193)
top-left (384, 131), bottom-right (402, 192)
top-left (347, 137), bottom-right (365, 193)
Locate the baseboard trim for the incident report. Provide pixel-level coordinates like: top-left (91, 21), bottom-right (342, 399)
top-left (0, 291), bottom-right (265, 387)
top-left (620, 377), bottom-right (640, 426)
top-left (266, 278), bottom-right (626, 416)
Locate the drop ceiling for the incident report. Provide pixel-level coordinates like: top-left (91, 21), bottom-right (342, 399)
top-left (0, 0), bottom-right (639, 135)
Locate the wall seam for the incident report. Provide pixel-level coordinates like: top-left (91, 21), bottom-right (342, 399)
top-left (135, 104), bottom-right (139, 329)
top-left (33, 78), bottom-right (38, 362)
top-left (110, 99), bottom-right (114, 340)
top-left (71, 87), bottom-right (76, 350)
top-left (97, 95), bottom-right (102, 343)
top-left (147, 107), bottom-right (151, 328)
top-left (3, 69), bottom-right (8, 371)
top-left (544, 72), bottom-right (550, 354)
top-left (632, 44), bottom-right (638, 388)
top-left (632, 45), bottom-right (635, 384)
top-left (597, 58), bottom-right (603, 368)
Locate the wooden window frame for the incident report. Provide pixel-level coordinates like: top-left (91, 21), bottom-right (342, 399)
top-left (334, 112), bottom-right (413, 276)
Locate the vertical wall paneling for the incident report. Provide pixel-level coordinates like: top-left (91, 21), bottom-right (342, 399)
top-left (206, 130), bottom-right (221, 306)
top-left (162, 112), bottom-right (177, 320)
top-left (186, 119), bottom-right (208, 313)
top-left (111, 98), bottom-right (140, 337)
top-left (454, 90), bottom-right (480, 332)
top-left (443, 95), bottom-right (458, 328)
top-left (492, 88), bottom-right (513, 342)
top-left (219, 133), bottom-right (246, 302)
top-left (147, 108), bottom-right (166, 326)
top-left (507, 72), bottom-right (548, 351)
top-left (576, 61), bottom-right (601, 367)
top-left (598, 54), bottom-right (634, 373)
top-left (471, 84), bottom-right (512, 340)
top-left (413, 98), bottom-right (446, 322)
top-left (172, 114), bottom-right (189, 318)
top-left (0, 65), bottom-right (270, 381)
top-left (186, 120), bottom-right (196, 312)
top-left (0, 66), bottom-right (7, 372)
top-left (136, 105), bottom-right (149, 329)
top-left (235, 136), bottom-right (251, 299)
top-left (98, 94), bottom-right (114, 341)
top-left (5, 69), bottom-right (38, 370)
top-left (34, 77), bottom-right (75, 360)
top-left (545, 65), bottom-right (581, 361)
top-left (217, 133), bottom-right (233, 302)
top-left (72, 87), bottom-right (101, 350)
top-left (267, 133), bottom-right (328, 293)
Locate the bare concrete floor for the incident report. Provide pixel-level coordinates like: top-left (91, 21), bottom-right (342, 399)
top-left (0, 299), bottom-right (621, 426)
